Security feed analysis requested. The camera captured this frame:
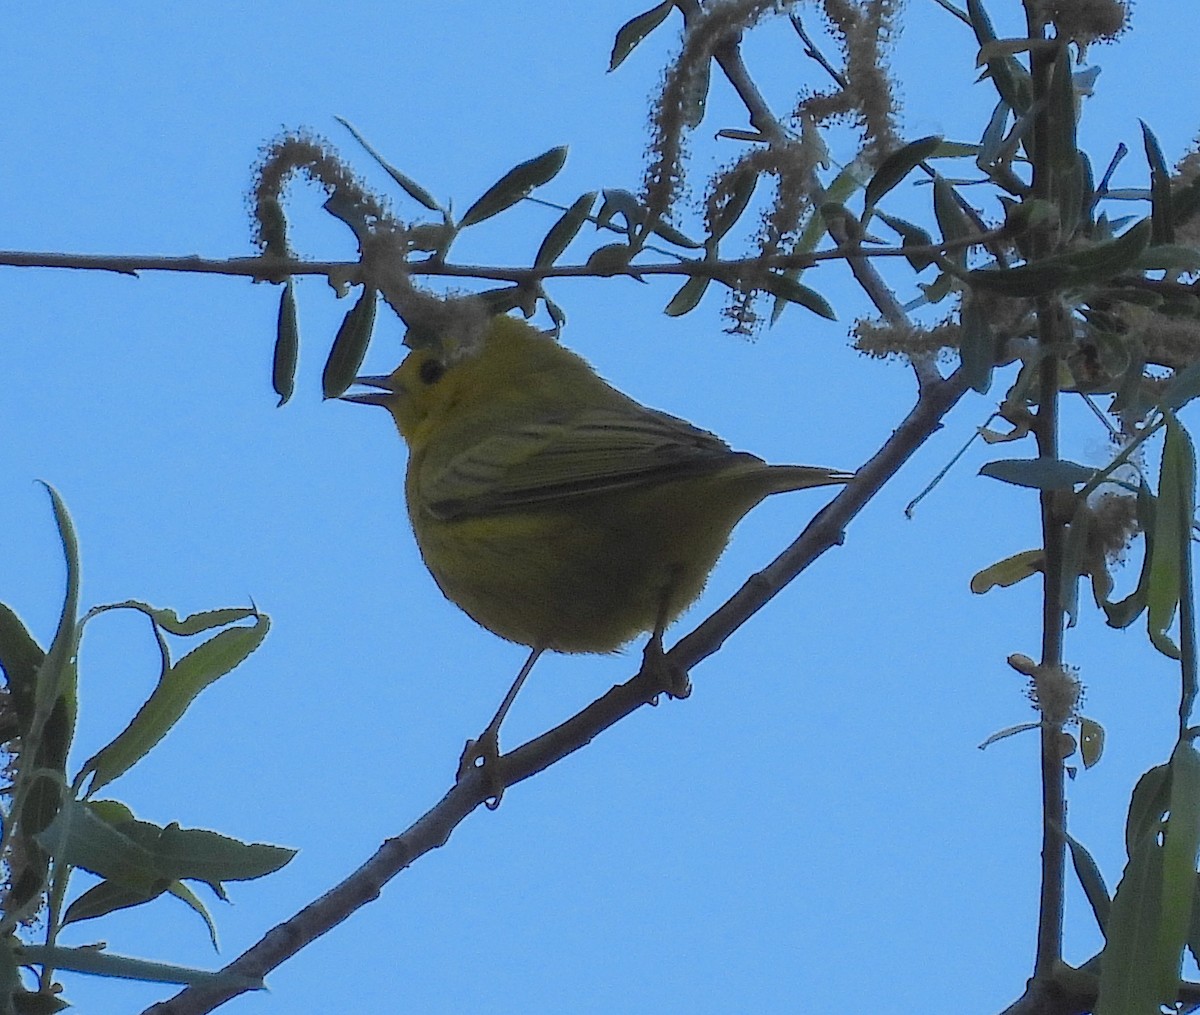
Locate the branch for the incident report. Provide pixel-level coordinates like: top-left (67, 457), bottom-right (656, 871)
top-left (145, 366), bottom-right (972, 1015)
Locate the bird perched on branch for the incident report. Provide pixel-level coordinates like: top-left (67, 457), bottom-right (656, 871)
top-left (345, 311), bottom-right (851, 786)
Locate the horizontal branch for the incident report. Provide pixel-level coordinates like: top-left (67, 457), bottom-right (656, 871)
top-left (0, 229), bottom-right (1002, 287)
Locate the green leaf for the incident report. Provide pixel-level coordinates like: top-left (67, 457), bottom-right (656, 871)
top-left (273, 279), bottom-right (299, 407)
top-left (863, 135), bottom-right (942, 219)
top-left (321, 286), bottom-right (377, 400)
top-left (1100, 480), bottom-right (1155, 628)
top-left (62, 879), bottom-right (165, 926)
top-left (609, 0), bottom-right (676, 71)
top-left (155, 822), bottom-right (296, 886)
top-left (0, 603), bottom-right (45, 738)
top-left (876, 211), bottom-right (936, 271)
top-left (1157, 742), bottom-right (1200, 997)
top-left (459, 146), bottom-right (568, 229)
top-left (335, 116), bottom-right (440, 211)
top-left (708, 168), bottom-right (757, 243)
top-left (758, 274), bottom-right (836, 321)
top-left (958, 295), bottom-right (995, 394)
top-left (1126, 765), bottom-right (1171, 858)
top-left (36, 798), bottom-right (162, 890)
top-left (979, 458), bottom-right (1097, 490)
top-left (664, 274), bottom-right (709, 317)
top-left (13, 944), bottom-right (262, 990)
top-left (31, 485), bottom-right (79, 747)
top-left (1148, 415), bottom-right (1195, 659)
top-left (968, 218), bottom-right (1152, 297)
top-left (1135, 245), bottom-right (1200, 273)
top-left (92, 603), bottom-right (261, 638)
top-left (167, 879), bottom-right (221, 951)
top-left (1066, 831), bottom-right (1112, 935)
top-left (79, 614), bottom-right (270, 795)
top-left (534, 192), bottom-right (597, 269)
top-left (932, 176), bottom-right (974, 270)
top-left (1141, 120), bottom-right (1174, 246)
top-left (1080, 717), bottom-right (1105, 769)
top-left (1159, 360), bottom-right (1200, 414)
top-left (969, 549), bottom-right (1044, 594)
top-left (1097, 831), bottom-right (1166, 1015)
top-left (966, 0), bottom-right (1031, 112)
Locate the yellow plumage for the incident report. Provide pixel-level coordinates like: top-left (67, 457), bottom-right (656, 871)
top-left (349, 313), bottom-right (850, 655)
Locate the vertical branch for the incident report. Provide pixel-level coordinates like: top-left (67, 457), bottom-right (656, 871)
top-left (1024, 2), bottom-right (1069, 978)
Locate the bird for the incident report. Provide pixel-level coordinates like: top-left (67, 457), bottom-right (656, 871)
top-left (343, 310), bottom-right (851, 786)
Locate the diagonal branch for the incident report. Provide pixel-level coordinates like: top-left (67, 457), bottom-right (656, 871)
top-left (144, 365), bottom-right (971, 1015)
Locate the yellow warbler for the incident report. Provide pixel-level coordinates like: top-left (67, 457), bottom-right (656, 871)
top-left (345, 313), bottom-right (850, 769)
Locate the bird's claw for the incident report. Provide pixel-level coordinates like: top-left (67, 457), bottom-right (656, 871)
top-left (642, 633), bottom-right (691, 700)
top-left (458, 729), bottom-right (505, 808)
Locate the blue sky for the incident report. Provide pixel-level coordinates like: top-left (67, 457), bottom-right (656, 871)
top-left (2, 3), bottom-right (1198, 1012)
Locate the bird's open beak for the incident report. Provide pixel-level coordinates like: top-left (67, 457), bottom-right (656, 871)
top-left (339, 375), bottom-right (397, 407)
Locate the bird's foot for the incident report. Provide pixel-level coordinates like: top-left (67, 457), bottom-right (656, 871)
top-left (642, 632), bottom-right (691, 700)
top-left (458, 727), bottom-right (506, 809)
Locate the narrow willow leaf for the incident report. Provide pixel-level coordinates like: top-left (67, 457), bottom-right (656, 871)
top-left (664, 274), bottom-right (710, 317)
top-left (1141, 120), bottom-right (1174, 245)
top-left (969, 218), bottom-right (1152, 297)
top-left (650, 219), bottom-right (702, 249)
top-left (863, 135), bottom-right (942, 218)
top-left (0, 603), bottom-right (45, 735)
top-left (1148, 416), bottom-right (1194, 659)
top-left (1097, 824), bottom-right (1165, 1014)
top-left (979, 458), bottom-right (1096, 490)
top-left (876, 211), bottom-right (936, 271)
top-left (609, 0), bottom-right (675, 71)
top-left (36, 798), bottom-right (161, 888)
top-left (1160, 359), bottom-right (1200, 414)
top-left (966, 0), bottom-right (1030, 112)
top-left (321, 286), bottom-right (377, 400)
top-left (14, 945), bottom-right (262, 990)
top-left (977, 99), bottom-right (1011, 169)
top-left (459, 146), bottom-right (569, 229)
top-left (932, 176), bottom-right (973, 269)
top-left (91, 603), bottom-right (261, 638)
top-left (1157, 742), bottom-right (1200, 998)
top-left (759, 274), bottom-right (836, 320)
top-left (79, 615), bottom-right (270, 795)
top-left (1101, 481), bottom-right (1155, 628)
top-left (970, 549), bottom-right (1044, 593)
top-left (273, 279), bottom-right (299, 407)
top-left (32, 485), bottom-right (79, 734)
top-left (709, 168), bottom-right (757, 243)
top-left (155, 823), bottom-right (297, 885)
top-left (335, 115), bottom-right (440, 211)
top-left (1045, 47), bottom-right (1079, 176)
top-left (1136, 245), bottom-right (1200, 273)
top-left (62, 879), bottom-right (164, 927)
top-left (168, 879), bottom-right (220, 951)
top-left (534, 192), bottom-right (597, 269)
top-left (1066, 831), bottom-right (1112, 934)
top-left (596, 188), bottom-right (645, 237)
top-left (1127, 765), bottom-right (1171, 858)
top-left (959, 295), bottom-right (995, 394)
top-left (1061, 503), bottom-right (1089, 628)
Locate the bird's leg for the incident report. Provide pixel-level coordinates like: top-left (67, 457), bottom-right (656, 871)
top-left (641, 589), bottom-right (691, 700)
top-left (458, 646), bottom-right (543, 804)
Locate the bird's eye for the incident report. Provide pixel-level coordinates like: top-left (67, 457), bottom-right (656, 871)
top-left (419, 358), bottom-right (446, 385)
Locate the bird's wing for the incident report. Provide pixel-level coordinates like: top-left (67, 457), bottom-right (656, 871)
top-left (420, 406), bottom-right (748, 519)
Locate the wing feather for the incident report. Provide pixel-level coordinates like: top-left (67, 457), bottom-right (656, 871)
top-left (420, 406), bottom-right (748, 520)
